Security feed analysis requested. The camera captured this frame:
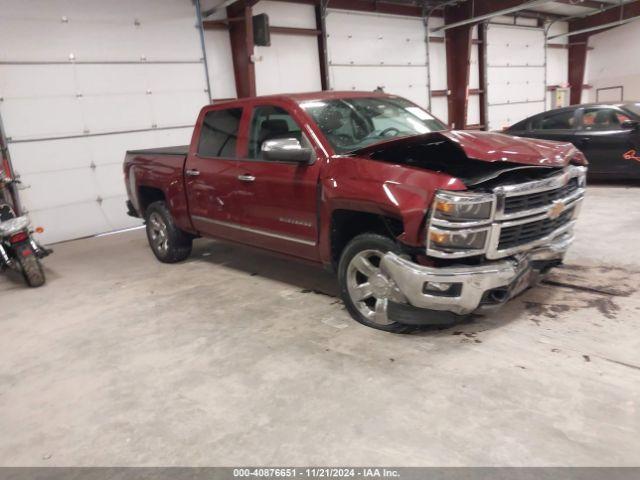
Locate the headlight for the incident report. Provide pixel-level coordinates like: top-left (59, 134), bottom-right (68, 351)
top-left (433, 191), bottom-right (494, 223)
top-left (429, 228), bottom-right (488, 252)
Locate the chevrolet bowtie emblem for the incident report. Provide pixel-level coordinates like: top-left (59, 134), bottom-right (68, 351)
top-left (549, 200), bottom-right (565, 220)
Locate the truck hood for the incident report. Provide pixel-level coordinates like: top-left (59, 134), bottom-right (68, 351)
top-left (348, 130), bottom-right (584, 186)
top-left (351, 130), bottom-right (578, 167)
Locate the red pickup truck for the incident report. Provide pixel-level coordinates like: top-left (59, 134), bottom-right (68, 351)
top-left (124, 91), bottom-right (587, 333)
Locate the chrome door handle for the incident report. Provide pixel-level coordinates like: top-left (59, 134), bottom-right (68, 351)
top-left (186, 169), bottom-right (200, 177)
top-left (238, 174), bottom-right (256, 182)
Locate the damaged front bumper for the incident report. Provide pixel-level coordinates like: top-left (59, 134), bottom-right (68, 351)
top-left (380, 232), bottom-right (573, 325)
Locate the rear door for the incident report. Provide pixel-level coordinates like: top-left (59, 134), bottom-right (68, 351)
top-left (230, 102), bottom-right (322, 261)
top-left (575, 106), bottom-right (640, 177)
top-left (184, 105), bottom-right (243, 238)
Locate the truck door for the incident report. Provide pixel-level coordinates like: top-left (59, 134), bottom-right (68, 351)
top-left (184, 106), bottom-right (242, 238)
top-left (231, 103), bottom-right (322, 261)
top-left (575, 106), bottom-right (640, 177)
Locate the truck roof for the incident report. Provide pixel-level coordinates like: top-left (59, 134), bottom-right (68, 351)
top-left (213, 90), bottom-right (394, 106)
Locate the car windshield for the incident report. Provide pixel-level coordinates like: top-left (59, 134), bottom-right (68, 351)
top-left (623, 103), bottom-right (640, 117)
top-left (300, 97), bottom-right (446, 154)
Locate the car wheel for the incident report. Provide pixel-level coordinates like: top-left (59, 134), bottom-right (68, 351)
top-left (338, 233), bottom-right (415, 333)
top-left (145, 201), bottom-right (192, 263)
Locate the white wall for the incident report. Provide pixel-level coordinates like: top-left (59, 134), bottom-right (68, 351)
top-left (583, 20), bottom-right (640, 103)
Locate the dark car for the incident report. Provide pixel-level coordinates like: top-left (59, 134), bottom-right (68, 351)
top-left (505, 102), bottom-right (640, 179)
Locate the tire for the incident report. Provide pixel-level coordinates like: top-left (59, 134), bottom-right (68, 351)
top-left (17, 253), bottom-right (45, 287)
top-left (144, 201), bottom-right (192, 263)
top-left (338, 233), bottom-right (415, 334)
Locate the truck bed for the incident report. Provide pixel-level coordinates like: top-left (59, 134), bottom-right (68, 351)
top-left (126, 145), bottom-right (189, 156)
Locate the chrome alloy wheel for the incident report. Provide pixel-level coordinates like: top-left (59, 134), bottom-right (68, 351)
top-left (346, 249), bottom-right (400, 326)
top-left (148, 212), bottom-right (169, 255)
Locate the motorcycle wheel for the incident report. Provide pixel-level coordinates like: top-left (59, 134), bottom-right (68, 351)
top-left (17, 253), bottom-right (45, 287)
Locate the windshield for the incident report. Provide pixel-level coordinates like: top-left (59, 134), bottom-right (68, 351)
top-left (300, 97), bottom-right (446, 153)
top-left (623, 103), bottom-right (640, 117)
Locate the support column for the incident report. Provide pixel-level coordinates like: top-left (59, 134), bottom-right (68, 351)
top-left (444, 1), bottom-right (473, 129)
top-left (227, 2), bottom-right (256, 98)
top-left (315, 2), bottom-right (330, 90)
top-left (568, 33), bottom-right (589, 105)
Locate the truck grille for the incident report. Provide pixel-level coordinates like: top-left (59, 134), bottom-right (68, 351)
top-left (498, 207), bottom-right (575, 250)
top-left (503, 177), bottom-right (579, 215)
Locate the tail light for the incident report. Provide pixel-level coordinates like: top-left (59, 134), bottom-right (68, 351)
top-left (9, 231), bottom-right (29, 244)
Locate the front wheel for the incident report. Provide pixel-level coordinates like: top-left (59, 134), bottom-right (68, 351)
top-left (338, 233), bottom-right (414, 333)
top-left (17, 252), bottom-right (45, 287)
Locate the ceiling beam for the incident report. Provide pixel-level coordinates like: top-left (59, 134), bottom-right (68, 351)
top-left (432, 0), bottom-right (551, 32)
top-left (569, 0), bottom-right (640, 32)
top-left (553, 0), bottom-right (610, 10)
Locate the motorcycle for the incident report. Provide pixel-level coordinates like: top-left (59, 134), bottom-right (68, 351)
top-left (0, 173), bottom-right (51, 287)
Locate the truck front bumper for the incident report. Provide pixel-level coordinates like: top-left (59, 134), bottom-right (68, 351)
top-left (380, 232), bottom-right (573, 324)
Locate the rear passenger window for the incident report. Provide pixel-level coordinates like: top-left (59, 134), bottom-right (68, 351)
top-left (533, 110), bottom-right (575, 130)
top-left (198, 108), bottom-right (242, 157)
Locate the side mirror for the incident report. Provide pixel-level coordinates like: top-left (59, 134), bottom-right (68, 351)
top-left (621, 120), bottom-right (640, 130)
top-left (261, 138), bottom-right (314, 163)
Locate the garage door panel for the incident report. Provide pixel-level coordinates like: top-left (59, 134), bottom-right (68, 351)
top-left (487, 67), bottom-right (545, 104)
top-left (328, 35), bottom-right (426, 66)
top-left (488, 101), bottom-right (544, 131)
top-left (81, 94), bottom-right (153, 132)
top-left (150, 91), bottom-right (207, 127)
top-left (144, 63), bottom-right (207, 93)
top-left (135, 18), bottom-right (202, 60)
top-left (8, 137), bottom-right (91, 175)
top-left (94, 164), bottom-right (128, 199)
top-left (428, 43), bottom-right (447, 90)
top-left (19, 168), bottom-right (99, 211)
top-left (28, 203), bottom-right (112, 245)
top-left (430, 97), bottom-right (448, 125)
top-left (100, 195), bottom-right (143, 232)
top-left (0, 65), bottom-right (76, 98)
top-left (0, 19), bottom-right (71, 62)
top-left (486, 24), bottom-right (545, 130)
top-left (326, 10), bottom-right (428, 108)
top-left (2, 97), bottom-right (84, 140)
top-left (255, 35), bottom-right (321, 96)
top-left (327, 11), bottom-right (426, 66)
top-left (74, 64), bottom-right (148, 96)
top-left (487, 26), bottom-right (545, 66)
top-left (330, 65), bottom-right (428, 108)
top-left (468, 94), bottom-right (480, 126)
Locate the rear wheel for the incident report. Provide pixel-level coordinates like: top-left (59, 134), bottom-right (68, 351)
top-left (17, 253), bottom-right (45, 287)
top-left (145, 201), bottom-right (192, 263)
top-left (338, 233), bottom-right (414, 333)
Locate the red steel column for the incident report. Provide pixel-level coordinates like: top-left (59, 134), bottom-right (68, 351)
top-left (227, 3), bottom-right (256, 98)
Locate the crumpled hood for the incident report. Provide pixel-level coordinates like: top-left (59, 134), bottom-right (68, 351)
top-left (351, 130), bottom-right (580, 167)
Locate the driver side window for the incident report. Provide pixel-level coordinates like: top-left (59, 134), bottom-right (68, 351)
top-left (248, 106), bottom-right (308, 160)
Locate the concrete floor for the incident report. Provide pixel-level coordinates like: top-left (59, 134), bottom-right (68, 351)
top-left (0, 184), bottom-right (639, 466)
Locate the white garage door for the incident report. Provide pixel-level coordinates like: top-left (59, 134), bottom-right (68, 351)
top-left (486, 24), bottom-right (546, 130)
top-left (326, 10), bottom-right (429, 109)
top-left (0, 0), bottom-right (209, 244)
top-left (253, 1), bottom-right (322, 96)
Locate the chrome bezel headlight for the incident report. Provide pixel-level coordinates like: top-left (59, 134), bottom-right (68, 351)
top-left (427, 190), bottom-right (495, 258)
top-left (431, 190), bottom-right (495, 227)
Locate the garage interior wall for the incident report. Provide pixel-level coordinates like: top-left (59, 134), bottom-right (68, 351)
top-left (583, 20), bottom-right (640, 103)
top-left (0, 0), bottom-right (210, 245)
